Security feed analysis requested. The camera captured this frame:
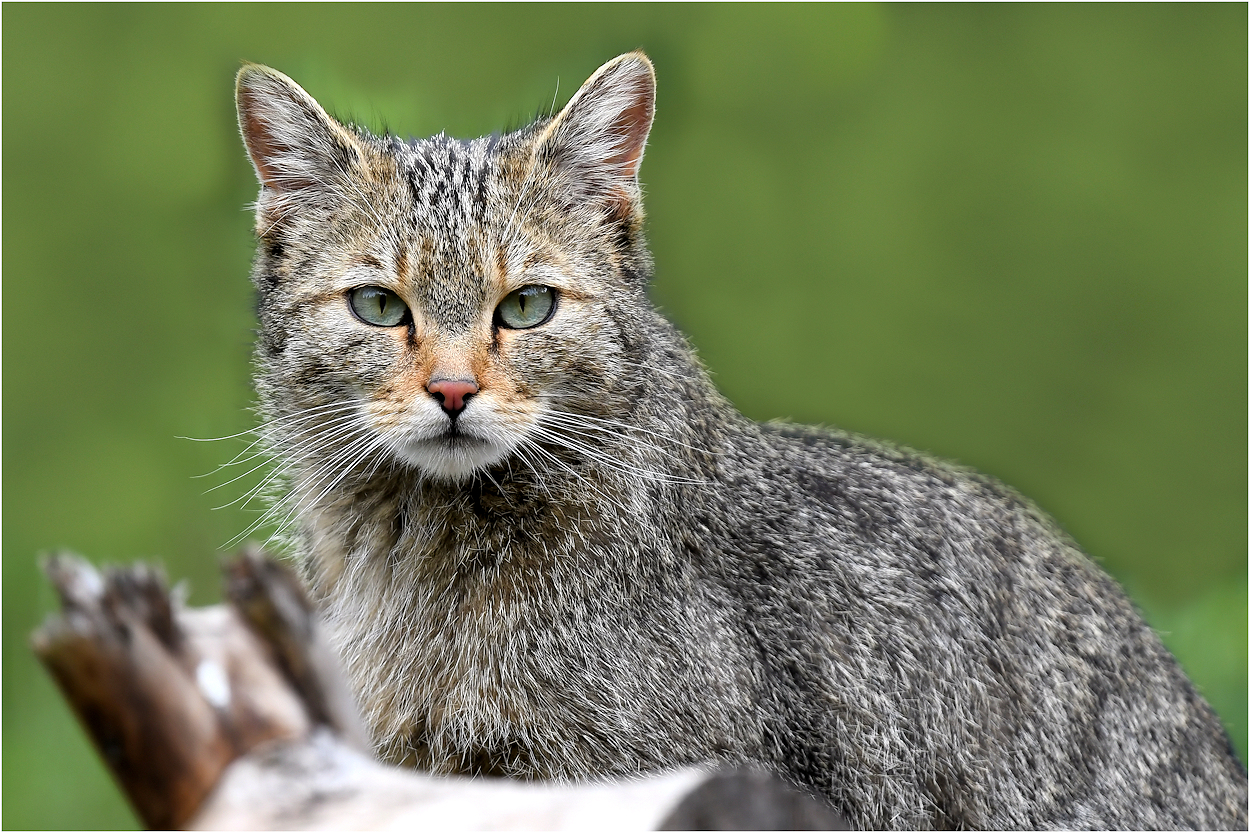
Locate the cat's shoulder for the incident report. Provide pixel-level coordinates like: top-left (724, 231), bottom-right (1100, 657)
top-left (752, 419), bottom-right (1045, 524)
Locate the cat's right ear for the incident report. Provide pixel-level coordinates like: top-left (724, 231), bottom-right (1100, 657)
top-left (534, 52), bottom-right (656, 222)
top-left (235, 63), bottom-right (363, 224)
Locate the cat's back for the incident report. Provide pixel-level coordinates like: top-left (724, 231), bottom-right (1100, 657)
top-left (697, 419), bottom-right (1246, 828)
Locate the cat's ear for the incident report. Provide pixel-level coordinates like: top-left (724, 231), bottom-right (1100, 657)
top-left (235, 63), bottom-right (364, 221)
top-left (535, 52), bottom-right (656, 220)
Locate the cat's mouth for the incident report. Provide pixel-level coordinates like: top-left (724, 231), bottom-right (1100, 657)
top-left (435, 430), bottom-right (485, 447)
top-left (412, 428), bottom-right (493, 453)
top-left (391, 429), bottom-right (511, 482)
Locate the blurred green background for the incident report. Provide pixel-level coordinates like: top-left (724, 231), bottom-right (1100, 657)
top-left (4, 4), bottom-right (1245, 828)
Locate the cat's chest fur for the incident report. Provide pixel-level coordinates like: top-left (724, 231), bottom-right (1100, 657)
top-left (299, 471), bottom-right (685, 774)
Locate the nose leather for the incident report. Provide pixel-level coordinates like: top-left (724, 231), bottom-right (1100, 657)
top-left (426, 378), bottom-right (478, 416)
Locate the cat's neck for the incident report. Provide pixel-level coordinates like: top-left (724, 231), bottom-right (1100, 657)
top-left (289, 434), bottom-right (656, 595)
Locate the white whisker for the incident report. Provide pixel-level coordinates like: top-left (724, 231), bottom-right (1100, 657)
top-left (265, 433), bottom-right (391, 548)
top-left (184, 399), bottom-right (361, 451)
top-left (538, 409), bottom-right (706, 459)
top-left (225, 425), bottom-right (380, 548)
top-left (527, 424), bottom-right (703, 488)
top-left (208, 411), bottom-right (370, 508)
top-left (548, 76), bottom-right (561, 119)
top-left (515, 436), bottom-right (624, 515)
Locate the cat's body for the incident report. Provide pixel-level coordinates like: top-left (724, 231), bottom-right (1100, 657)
top-left (235, 54), bottom-right (1247, 828)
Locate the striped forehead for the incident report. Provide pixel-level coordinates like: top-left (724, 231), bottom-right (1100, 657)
top-left (396, 134), bottom-right (500, 331)
top-left (401, 134), bottom-right (497, 221)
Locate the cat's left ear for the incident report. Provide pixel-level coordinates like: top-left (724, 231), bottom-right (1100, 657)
top-left (535, 52), bottom-right (655, 220)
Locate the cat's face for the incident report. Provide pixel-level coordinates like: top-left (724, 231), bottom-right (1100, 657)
top-left (237, 55), bottom-right (655, 483)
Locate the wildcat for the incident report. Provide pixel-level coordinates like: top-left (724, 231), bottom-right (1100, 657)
top-left (233, 52), bottom-right (1247, 828)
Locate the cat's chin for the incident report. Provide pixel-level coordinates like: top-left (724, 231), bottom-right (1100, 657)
top-left (392, 435), bottom-right (510, 483)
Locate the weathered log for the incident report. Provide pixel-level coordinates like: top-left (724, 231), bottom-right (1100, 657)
top-left (31, 550), bottom-right (843, 830)
top-left (192, 730), bottom-right (710, 830)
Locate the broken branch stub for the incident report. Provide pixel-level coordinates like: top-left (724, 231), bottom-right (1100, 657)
top-left (224, 545), bottom-right (370, 752)
top-left (30, 553), bottom-right (312, 829)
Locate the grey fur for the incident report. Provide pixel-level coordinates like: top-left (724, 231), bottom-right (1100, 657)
top-left (233, 54), bottom-right (1248, 829)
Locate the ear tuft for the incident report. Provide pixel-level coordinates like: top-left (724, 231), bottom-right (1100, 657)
top-left (536, 52), bottom-right (656, 217)
top-left (235, 63), bottom-right (362, 212)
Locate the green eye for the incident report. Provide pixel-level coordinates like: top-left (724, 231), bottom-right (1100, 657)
top-left (496, 285), bottom-right (556, 329)
top-left (349, 286), bottom-right (409, 327)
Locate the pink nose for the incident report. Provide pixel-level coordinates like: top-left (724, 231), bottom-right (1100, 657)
top-left (426, 378), bottom-right (479, 416)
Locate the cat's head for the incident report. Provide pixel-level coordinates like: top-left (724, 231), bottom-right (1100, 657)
top-left (236, 54), bottom-right (656, 483)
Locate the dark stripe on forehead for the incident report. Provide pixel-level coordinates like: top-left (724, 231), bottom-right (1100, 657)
top-left (397, 135), bottom-right (493, 333)
top-left (403, 135), bottom-right (496, 219)
top-left (476, 134), bottom-right (500, 212)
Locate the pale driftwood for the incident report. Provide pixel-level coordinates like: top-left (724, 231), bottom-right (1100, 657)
top-left (193, 730), bottom-right (708, 830)
top-left (32, 550), bottom-right (843, 830)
